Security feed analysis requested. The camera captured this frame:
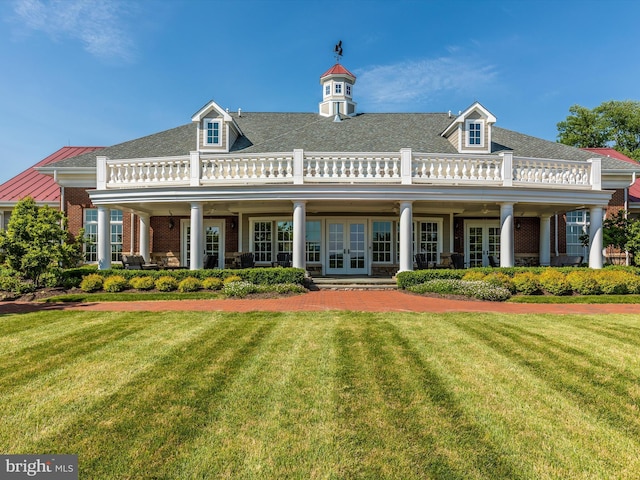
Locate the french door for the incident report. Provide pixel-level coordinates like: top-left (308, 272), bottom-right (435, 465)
top-left (465, 221), bottom-right (500, 267)
top-left (326, 221), bottom-right (367, 274)
top-left (182, 220), bottom-right (223, 268)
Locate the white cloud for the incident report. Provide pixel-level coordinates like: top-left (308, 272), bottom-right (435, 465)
top-left (12, 0), bottom-right (135, 62)
top-left (355, 56), bottom-right (497, 111)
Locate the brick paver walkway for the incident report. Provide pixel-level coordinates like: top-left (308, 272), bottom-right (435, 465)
top-left (1, 290), bottom-right (638, 314)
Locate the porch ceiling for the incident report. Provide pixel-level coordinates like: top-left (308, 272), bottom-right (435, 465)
top-left (104, 198), bottom-right (590, 218)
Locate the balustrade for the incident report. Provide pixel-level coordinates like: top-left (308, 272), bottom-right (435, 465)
top-left (100, 151), bottom-right (595, 190)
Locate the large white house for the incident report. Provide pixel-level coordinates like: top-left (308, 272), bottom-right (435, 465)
top-left (38, 60), bottom-right (640, 274)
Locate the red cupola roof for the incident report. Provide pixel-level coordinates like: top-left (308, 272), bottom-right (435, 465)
top-left (320, 63), bottom-right (356, 79)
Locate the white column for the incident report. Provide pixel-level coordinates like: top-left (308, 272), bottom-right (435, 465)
top-left (589, 206), bottom-right (604, 269)
top-left (190, 202), bottom-right (203, 270)
top-left (0, 211), bottom-right (4, 230)
top-left (97, 206), bottom-right (111, 270)
top-left (139, 214), bottom-right (150, 261)
top-left (500, 203), bottom-right (515, 267)
top-left (539, 215), bottom-right (551, 266)
top-left (398, 201), bottom-right (413, 272)
top-left (292, 201), bottom-right (306, 269)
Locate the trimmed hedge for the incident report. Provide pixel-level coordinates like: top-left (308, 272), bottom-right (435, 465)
top-left (86, 267), bottom-right (306, 285)
top-left (398, 266), bottom-right (640, 297)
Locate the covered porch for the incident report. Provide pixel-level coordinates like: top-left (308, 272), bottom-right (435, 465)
top-left (88, 187), bottom-right (610, 273)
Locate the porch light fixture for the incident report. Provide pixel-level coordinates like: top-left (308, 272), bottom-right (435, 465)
top-left (516, 221), bottom-right (521, 230)
top-left (230, 219), bottom-right (236, 230)
top-left (168, 216), bottom-right (175, 230)
top-left (481, 204), bottom-right (490, 215)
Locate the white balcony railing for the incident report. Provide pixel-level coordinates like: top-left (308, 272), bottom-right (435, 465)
top-left (96, 150), bottom-right (601, 190)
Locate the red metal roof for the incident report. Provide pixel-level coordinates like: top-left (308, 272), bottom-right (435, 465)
top-left (0, 146), bottom-right (103, 204)
top-left (583, 147), bottom-right (640, 204)
top-left (320, 63), bottom-right (356, 79)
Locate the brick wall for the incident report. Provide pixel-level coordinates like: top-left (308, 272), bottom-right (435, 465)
top-left (64, 187), bottom-right (133, 253)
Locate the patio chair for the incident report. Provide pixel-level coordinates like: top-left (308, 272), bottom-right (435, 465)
top-left (273, 252), bottom-right (291, 267)
top-left (451, 253), bottom-right (465, 269)
top-left (414, 253), bottom-right (429, 270)
top-left (239, 252), bottom-right (255, 268)
top-left (203, 254), bottom-right (218, 269)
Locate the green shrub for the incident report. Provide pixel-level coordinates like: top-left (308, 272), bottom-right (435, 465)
top-left (270, 283), bottom-right (307, 294)
top-left (566, 270), bottom-right (601, 295)
top-left (103, 275), bottom-right (129, 293)
top-left (538, 269), bottom-right (572, 296)
top-left (462, 271), bottom-right (486, 282)
top-left (596, 270), bottom-right (639, 294)
top-left (223, 275), bottom-right (243, 284)
top-left (80, 273), bottom-right (104, 293)
top-left (396, 269), bottom-right (466, 289)
top-left (483, 272), bottom-right (516, 293)
top-left (408, 279), bottom-right (511, 301)
top-left (178, 277), bottom-right (202, 293)
top-left (129, 276), bottom-right (156, 291)
top-left (155, 276), bottom-right (178, 292)
top-left (202, 277), bottom-right (223, 290)
top-left (222, 280), bottom-right (257, 298)
top-left (512, 272), bottom-right (542, 295)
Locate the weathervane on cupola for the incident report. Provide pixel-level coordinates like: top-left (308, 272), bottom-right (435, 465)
top-left (319, 41), bottom-right (357, 117)
top-left (334, 40), bottom-right (343, 63)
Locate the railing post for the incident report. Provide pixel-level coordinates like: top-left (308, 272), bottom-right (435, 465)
top-left (190, 151), bottom-right (200, 186)
top-left (588, 157), bottom-right (601, 190)
top-left (293, 149), bottom-right (304, 184)
top-left (97, 156), bottom-right (108, 189)
top-left (500, 152), bottom-right (513, 186)
top-left (400, 148), bottom-right (412, 185)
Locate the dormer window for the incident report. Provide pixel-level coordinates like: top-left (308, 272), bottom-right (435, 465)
top-left (205, 119), bottom-right (220, 145)
top-left (466, 120), bottom-right (484, 147)
top-left (335, 83), bottom-right (342, 95)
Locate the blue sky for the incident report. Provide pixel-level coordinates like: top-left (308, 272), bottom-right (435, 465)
top-left (1, 0), bottom-right (639, 184)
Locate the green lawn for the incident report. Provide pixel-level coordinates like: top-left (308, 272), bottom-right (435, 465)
top-left (2, 310), bottom-right (640, 479)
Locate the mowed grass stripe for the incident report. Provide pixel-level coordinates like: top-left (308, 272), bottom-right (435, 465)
top-left (3, 311), bottom-right (640, 479)
top-left (368, 318), bottom-right (523, 479)
top-left (449, 315), bottom-right (640, 475)
top-left (0, 312), bottom-right (221, 450)
top-left (0, 309), bottom-right (76, 337)
top-left (392, 314), bottom-right (640, 478)
top-left (30, 314), bottom-right (278, 478)
top-left (161, 313), bottom-right (341, 479)
top-left (458, 317), bottom-right (640, 437)
top-left (0, 315), bottom-right (151, 389)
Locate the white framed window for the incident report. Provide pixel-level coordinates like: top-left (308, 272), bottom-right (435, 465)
top-left (252, 221), bottom-right (272, 263)
top-left (372, 221), bottom-right (392, 263)
top-left (334, 82), bottom-right (342, 94)
top-left (325, 84), bottom-right (330, 96)
top-left (417, 220), bottom-right (441, 264)
top-left (306, 221), bottom-right (321, 263)
top-left (204, 119), bottom-right (221, 145)
top-left (84, 209), bottom-right (98, 263)
top-left (83, 208), bottom-right (123, 263)
top-left (566, 210), bottom-right (590, 259)
top-left (466, 120), bottom-right (484, 147)
top-left (345, 83), bottom-right (351, 97)
top-left (277, 221), bottom-right (293, 255)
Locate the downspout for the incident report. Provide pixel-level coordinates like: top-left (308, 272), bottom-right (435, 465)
top-left (131, 213), bottom-right (136, 255)
top-left (554, 214), bottom-right (559, 256)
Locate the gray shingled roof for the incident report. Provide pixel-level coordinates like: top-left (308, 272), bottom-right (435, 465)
top-left (50, 112), bottom-right (640, 172)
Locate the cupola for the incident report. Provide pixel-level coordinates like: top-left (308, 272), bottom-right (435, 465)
top-left (319, 63), bottom-right (357, 117)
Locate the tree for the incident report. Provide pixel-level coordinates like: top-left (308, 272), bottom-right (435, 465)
top-left (556, 104), bottom-right (609, 148)
top-left (0, 197), bottom-right (85, 286)
top-left (557, 100), bottom-right (640, 161)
